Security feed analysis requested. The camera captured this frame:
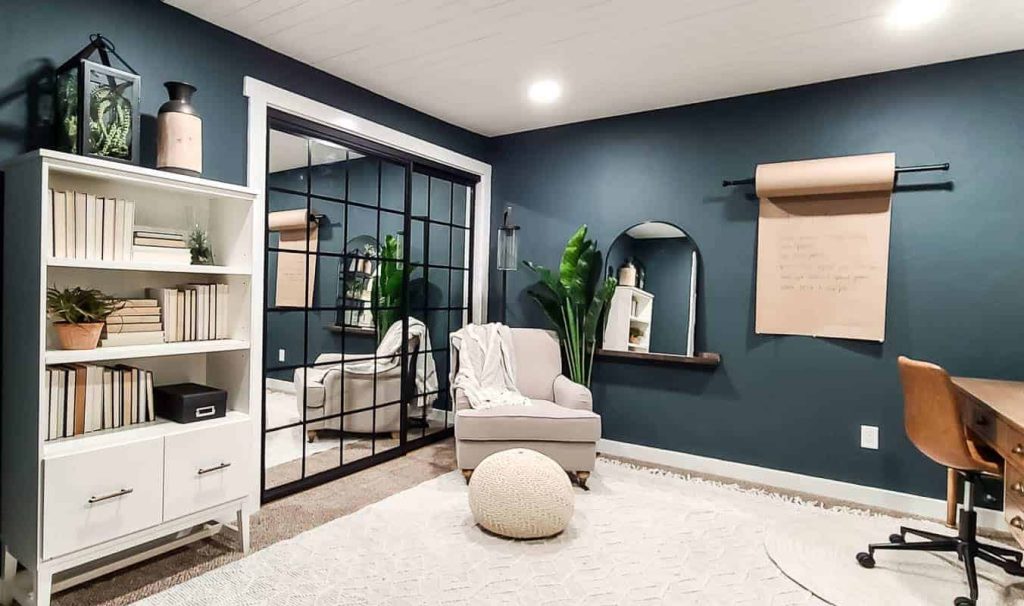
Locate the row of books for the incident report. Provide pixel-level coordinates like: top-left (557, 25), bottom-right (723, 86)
top-left (147, 284), bottom-right (230, 343)
top-left (45, 363), bottom-right (155, 441)
top-left (134, 227), bottom-right (191, 265)
top-left (101, 299), bottom-right (165, 347)
top-left (49, 189), bottom-right (135, 261)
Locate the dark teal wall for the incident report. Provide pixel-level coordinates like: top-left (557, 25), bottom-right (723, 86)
top-left (0, 0), bottom-right (488, 179)
top-left (488, 50), bottom-right (1024, 500)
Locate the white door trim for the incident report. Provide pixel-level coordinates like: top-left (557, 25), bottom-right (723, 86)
top-left (243, 77), bottom-right (491, 321)
top-left (598, 439), bottom-right (1008, 532)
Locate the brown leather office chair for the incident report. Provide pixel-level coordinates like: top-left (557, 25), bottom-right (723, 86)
top-left (856, 356), bottom-right (1023, 606)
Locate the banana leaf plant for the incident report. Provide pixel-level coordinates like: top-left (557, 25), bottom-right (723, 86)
top-left (372, 234), bottom-right (403, 341)
top-left (524, 225), bottom-right (617, 387)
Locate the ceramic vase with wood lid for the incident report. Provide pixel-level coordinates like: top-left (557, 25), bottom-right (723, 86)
top-left (157, 81), bottom-right (202, 175)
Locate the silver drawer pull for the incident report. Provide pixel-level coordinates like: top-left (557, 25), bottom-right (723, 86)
top-left (1011, 516), bottom-right (1024, 530)
top-left (1014, 444), bottom-right (1024, 456)
top-left (197, 462), bottom-right (231, 476)
top-left (1013, 483), bottom-right (1024, 497)
top-left (87, 488), bottom-right (133, 504)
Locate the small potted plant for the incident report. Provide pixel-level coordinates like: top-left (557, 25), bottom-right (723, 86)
top-left (47, 286), bottom-right (123, 350)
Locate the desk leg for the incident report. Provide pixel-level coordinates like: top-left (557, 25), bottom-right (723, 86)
top-left (946, 468), bottom-right (959, 529)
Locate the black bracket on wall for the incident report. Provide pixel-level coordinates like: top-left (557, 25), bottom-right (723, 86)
top-left (721, 162), bottom-right (950, 188)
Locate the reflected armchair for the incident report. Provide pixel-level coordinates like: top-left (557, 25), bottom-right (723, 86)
top-left (295, 332), bottom-right (420, 442)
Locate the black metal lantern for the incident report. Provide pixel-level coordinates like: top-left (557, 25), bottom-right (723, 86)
top-left (55, 34), bottom-right (141, 164)
top-left (496, 206), bottom-right (520, 322)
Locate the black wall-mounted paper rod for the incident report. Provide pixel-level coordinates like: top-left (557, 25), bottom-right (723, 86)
top-left (721, 162), bottom-right (950, 188)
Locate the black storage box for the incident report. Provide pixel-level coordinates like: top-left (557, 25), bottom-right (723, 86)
top-left (154, 383), bottom-right (227, 423)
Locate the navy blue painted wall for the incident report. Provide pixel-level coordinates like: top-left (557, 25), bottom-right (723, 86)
top-left (489, 50), bottom-right (1024, 500)
top-left (0, 0), bottom-right (487, 180)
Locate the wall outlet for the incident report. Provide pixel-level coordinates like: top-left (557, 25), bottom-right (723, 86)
top-left (278, 349), bottom-right (286, 362)
top-left (860, 425), bottom-right (879, 450)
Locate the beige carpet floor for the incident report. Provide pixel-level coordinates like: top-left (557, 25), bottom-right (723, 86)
top-left (52, 441), bottom-right (457, 606)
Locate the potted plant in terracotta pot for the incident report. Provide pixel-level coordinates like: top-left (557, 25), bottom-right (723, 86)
top-left (47, 286), bottom-right (123, 350)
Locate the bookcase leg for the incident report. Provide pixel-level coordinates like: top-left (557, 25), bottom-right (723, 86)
top-left (32, 567), bottom-right (52, 606)
top-left (236, 506), bottom-right (251, 554)
top-left (1, 545), bottom-right (14, 606)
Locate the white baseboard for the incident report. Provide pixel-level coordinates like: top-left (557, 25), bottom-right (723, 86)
top-left (598, 439), bottom-right (1008, 532)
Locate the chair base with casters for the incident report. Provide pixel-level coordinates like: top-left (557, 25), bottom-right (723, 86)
top-left (856, 472), bottom-right (1024, 606)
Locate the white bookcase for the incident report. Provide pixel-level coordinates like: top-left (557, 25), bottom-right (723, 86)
top-left (602, 285), bottom-right (654, 353)
top-left (0, 150), bottom-right (262, 606)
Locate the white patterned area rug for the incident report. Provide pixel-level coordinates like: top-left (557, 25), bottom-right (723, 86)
top-left (136, 460), bottom-right (1020, 605)
top-left (766, 514), bottom-right (1024, 605)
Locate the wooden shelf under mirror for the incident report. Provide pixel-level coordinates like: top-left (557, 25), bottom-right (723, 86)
top-left (596, 349), bottom-right (721, 367)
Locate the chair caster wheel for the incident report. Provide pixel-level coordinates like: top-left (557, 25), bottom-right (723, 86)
top-left (888, 534), bottom-right (905, 544)
top-left (954, 597), bottom-right (974, 606)
top-left (856, 552), bottom-right (875, 568)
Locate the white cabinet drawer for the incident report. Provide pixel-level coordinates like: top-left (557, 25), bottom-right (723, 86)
top-left (163, 419), bottom-right (249, 520)
top-left (42, 438), bottom-right (164, 559)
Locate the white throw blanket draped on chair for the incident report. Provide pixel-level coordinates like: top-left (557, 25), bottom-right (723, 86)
top-left (344, 317), bottom-right (437, 408)
top-left (450, 323), bottom-right (531, 410)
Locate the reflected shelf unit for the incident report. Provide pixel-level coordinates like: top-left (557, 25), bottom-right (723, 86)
top-left (0, 150), bottom-right (262, 606)
top-left (602, 285), bottom-right (654, 354)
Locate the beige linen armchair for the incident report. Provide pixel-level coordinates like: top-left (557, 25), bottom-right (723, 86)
top-left (452, 328), bottom-right (601, 488)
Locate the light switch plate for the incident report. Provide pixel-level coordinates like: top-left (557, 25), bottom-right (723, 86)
top-left (860, 425), bottom-right (879, 450)
top-left (278, 349), bottom-right (286, 362)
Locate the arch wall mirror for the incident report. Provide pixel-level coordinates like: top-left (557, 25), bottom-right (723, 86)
top-left (599, 221), bottom-right (720, 366)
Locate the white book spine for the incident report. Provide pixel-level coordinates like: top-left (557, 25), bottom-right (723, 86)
top-left (102, 198), bottom-right (115, 261)
top-left (64, 191), bottom-right (75, 259)
top-left (86, 365), bottom-right (104, 432)
top-left (46, 369), bottom-right (55, 440)
top-left (53, 190), bottom-right (67, 258)
top-left (56, 369), bottom-right (67, 439)
top-left (113, 199), bottom-right (125, 261)
top-left (146, 371), bottom-right (155, 422)
top-left (85, 194), bottom-right (98, 260)
top-left (124, 200), bottom-right (135, 261)
top-left (74, 192), bottom-right (87, 259)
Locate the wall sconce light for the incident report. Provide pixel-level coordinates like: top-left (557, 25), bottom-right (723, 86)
top-left (496, 206), bottom-right (520, 322)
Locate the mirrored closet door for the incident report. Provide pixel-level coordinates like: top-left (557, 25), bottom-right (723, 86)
top-left (261, 110), bottom-right (476, 501)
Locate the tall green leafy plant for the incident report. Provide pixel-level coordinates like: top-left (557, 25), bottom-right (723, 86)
top-left (524, 225), bottom-right (617, 387)
top-left (372, 234), bottom-right (403, 340)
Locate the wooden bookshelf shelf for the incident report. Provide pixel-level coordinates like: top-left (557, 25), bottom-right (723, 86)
top-left (43, 411), bottom-right (250, 459)
top-left (48, 257), bottom-right (251, 276)
top-left (45, 339), bottom-right (250, 364)
top-left (596, 349), bottom-right (722, 367)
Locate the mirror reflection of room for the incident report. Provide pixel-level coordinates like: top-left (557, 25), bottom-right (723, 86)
top-left (603, 221), bottom-right (698, 357)
top-left (261, 124), bottom-right (468, 491)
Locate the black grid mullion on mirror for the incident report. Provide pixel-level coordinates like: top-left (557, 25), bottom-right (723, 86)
top-left (267, 185), bottom-right (407, 216)
top-left (371, 157), bottom-right (381, 456)
top-left (262, 110), bottom-right (474, 504)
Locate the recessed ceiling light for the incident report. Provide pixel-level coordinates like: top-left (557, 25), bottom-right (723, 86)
top-left (886, 0), bottom-right (949, 29)
top-left (527, 80), bottom-right (562, 104)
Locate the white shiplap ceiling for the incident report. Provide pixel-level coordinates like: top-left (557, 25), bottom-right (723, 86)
top-left (166, 0), bottom-right (1024, 136)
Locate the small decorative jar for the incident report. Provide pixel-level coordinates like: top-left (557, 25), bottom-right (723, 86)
top-left (157, 81), bottom-right (203, 175)
top-left (618, 259), bottom-right (637, 287)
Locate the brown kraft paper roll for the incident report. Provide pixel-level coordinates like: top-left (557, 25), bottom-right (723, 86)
top-left (755, 152), bottom-right (895, 342)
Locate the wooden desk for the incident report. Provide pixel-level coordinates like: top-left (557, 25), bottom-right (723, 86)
top-left (953, 376), bottom-right (1024, 545)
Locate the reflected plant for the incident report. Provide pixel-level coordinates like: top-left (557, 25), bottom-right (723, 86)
top-left (372, 234), bottom-right (403, 340)
top-left (524, 225), bottom-right (616, 387)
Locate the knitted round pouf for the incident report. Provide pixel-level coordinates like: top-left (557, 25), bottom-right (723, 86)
top-left (468, 448), bottom-right (575, 539)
